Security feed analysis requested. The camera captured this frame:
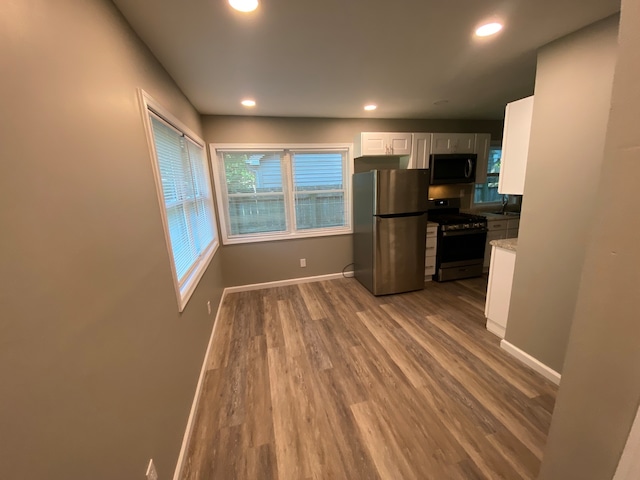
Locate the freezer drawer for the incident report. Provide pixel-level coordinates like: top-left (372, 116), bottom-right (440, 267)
top-left (372, 213), bottom-right (427, 295)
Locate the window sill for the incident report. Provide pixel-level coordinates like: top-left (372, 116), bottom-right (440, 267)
top-left (176, 239), bottom-right (220, 312)
top-left (221, 226), bottom-right (352, 245)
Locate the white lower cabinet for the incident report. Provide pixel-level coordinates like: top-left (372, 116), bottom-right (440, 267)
top-left (484, 216), bottom-right (520, 269)
top-left (485, 245), bottom-right (516, 338)
top-left (425, 222), bottom-right (438, 279)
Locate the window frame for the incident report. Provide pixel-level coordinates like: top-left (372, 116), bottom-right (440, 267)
top-left (139, 90), bottom-right (219, 312)
top-left (210, 143), bottom-right (353, 245)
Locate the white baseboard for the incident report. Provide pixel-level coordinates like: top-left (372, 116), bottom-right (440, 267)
top-left (224, 271), bottom-right (354, 294)
top-left (173, 270), bottom-right (354, 478)
top-left (486, 319), bottom-right (506, 339)
top-left (500, 339), bottom-right (562, 386)
top-left (172, 289), bottom-right (228, 480)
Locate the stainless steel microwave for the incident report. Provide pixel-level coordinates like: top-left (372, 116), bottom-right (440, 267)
top-left (429, 153), bottom-right (477, 185)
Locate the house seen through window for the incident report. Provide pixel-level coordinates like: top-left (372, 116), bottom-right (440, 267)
top-left (213, 145), bottom-right (351, 244)
top-left (474, 146), bottom-right (503, 204)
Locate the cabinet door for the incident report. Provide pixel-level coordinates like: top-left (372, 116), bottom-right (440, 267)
top-left (357, 132), bottom-right (412, 156)
top-left (431, 133), bottom-right (475, 154)
top-left (410, 133), bottom-right (431, 168)
top-left (474, 133), bottom-right (491, 184)
top-left (499, 96), bottom-right (534, 195)
top-left (359, 132), bottom-right (389, 155)
top-left (484, 229), bottom-right (507, 268)
top-left (388, 133), bottom-right (412, 155)
top-left (485, 247), bottom-right (517, 338)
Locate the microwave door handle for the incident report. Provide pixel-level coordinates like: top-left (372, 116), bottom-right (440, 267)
top-left (465, 158), bottom-right (472, 178)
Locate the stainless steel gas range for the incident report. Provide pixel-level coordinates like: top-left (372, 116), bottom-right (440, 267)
top-left (427, 198), bottom-right (488, 282)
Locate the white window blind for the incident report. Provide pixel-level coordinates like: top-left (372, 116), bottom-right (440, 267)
top-left (212, 145), bottom-right (351, 244)
top-left (147, 109), bottom-right (218, 311)
top-left (292, 152), bottom-right (346, 230)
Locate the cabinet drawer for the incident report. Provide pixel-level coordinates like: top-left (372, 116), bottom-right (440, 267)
top-left (425, 266), bottom-right (436, 276)
top-left (425, 255), bottom-right (436, 269)
top-left (426, 236), bottom-right (437, 250)
top-left (426, 224), bottom-right (438, 236)
top-left (487, 221), bottom-right (508, 231)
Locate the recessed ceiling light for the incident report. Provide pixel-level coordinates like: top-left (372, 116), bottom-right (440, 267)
top-left (229, 0), bottom-right (258, 13)
top-left (475, 22), bottom-right (503, 37)
top-left (364, 104), bottom-right (377, 111)
top-left (241, 99), bottom-right (256, 107)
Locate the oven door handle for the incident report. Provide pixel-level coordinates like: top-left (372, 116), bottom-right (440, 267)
top-left (442, 228), bottom-right (487, 237)
top-left (465, 158), bottom-right (473, 178)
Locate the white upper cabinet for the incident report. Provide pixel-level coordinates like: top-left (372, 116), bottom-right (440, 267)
top-left (430, 133), bottom-right (475, 154)
top-left (474, 133), bottom-right (491, 184)
top-left (499, 95), bottom-right (534, 195)
top-left (355, 132), bottom-right (412, 156)
top-left (409, 133), bottom-right (432, 169)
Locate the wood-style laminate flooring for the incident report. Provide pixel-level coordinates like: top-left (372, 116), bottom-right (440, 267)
top-left (181, 276), bottom-right (557, 480)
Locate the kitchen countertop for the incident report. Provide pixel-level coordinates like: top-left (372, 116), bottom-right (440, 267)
top-left (490, 238), bottom-right (518, 252)
top-left (481, 212), bottom-right (521, 220)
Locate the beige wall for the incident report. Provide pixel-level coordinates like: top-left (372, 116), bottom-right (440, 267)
top-left (539, 0), bottom-right (640, 477)
top-left (0, 1), bottom-right (223, 478)
top-left (202, 116), bottom-right (503, 286)
top-left (504, 15), bottom-right (619, 373)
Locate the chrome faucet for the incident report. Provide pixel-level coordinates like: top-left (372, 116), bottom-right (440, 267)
top-left (501, 194), bottom-right (509, 213)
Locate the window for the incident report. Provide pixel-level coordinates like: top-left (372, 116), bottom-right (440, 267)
top-left (474, 145), bottom-right (504, 204)
top-left (211, 145), bottom-right (351, 244)
top-left (141, 91), bottom-right (218, 311)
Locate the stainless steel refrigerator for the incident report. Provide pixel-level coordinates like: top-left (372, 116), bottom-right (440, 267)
top-left (353, 169), bottom-right (429, 295)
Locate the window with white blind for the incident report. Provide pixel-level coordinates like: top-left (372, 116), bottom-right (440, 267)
top-left (141, 91), bottom-right (218, 311)
top-left (211, 144), bottom-right (352, 244)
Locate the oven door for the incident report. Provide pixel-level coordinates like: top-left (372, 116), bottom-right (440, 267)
top-left (437, 228), bottom-right (487, 267)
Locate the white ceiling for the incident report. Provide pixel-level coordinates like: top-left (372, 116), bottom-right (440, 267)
top-left (112, 0), bottom-right (620, 120)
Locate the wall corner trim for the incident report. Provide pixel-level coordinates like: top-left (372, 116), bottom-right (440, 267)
top-left (500, 339), bottom-right (562, 385)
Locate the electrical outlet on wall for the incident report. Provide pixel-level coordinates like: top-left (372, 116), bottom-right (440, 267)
top-left (300, 258), bottom-right (307, 268)
top-left (146, 459), bottom-right (158, 480)
top-left (207, 300), bottom-right (211, 315)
